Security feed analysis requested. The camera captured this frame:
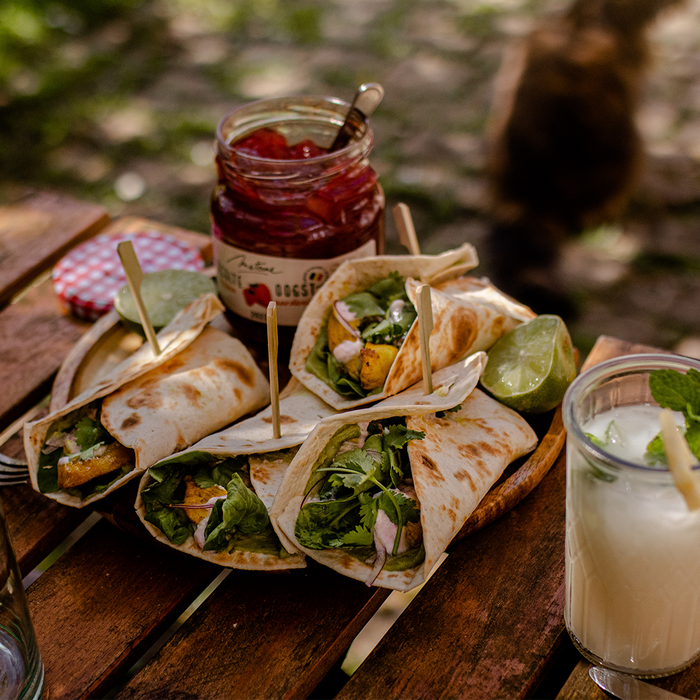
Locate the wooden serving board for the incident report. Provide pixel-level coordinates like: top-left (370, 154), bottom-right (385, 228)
top-left (48, 311), bottom-right (566, 542)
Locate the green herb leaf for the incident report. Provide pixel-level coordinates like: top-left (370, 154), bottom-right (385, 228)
top-left (74, 416), bottom-right (110, 450)
top-left (342, 525), bottom-right (374, 546)
top-left (203, 473), bottom-right (270, 552)
top-left (650, 369), bottom-right (700, 415)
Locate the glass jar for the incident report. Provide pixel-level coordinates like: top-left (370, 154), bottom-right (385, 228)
top-left (211, 95), bottom-right (385, 339)
top-left (563, 353), bottom-right (700, 678)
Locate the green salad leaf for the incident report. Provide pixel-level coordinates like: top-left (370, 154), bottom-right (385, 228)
top-left (295, 419), bottom-right (426, 572)
top-left (304, 272), bottom-right (416, 398)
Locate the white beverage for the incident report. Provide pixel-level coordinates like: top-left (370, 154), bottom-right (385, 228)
top-left (565, 404), bottom-right (700, 675)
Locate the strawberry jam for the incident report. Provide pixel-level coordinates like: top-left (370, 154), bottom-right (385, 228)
top-left (211, 96), bottom-right (385, 337)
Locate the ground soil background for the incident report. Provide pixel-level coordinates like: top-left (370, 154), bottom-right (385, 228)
top-left (3, 0), bottom-right (700, 357)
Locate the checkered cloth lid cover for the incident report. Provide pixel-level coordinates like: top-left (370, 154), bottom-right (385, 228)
top-left (53, 230), bottom-right (205, 321)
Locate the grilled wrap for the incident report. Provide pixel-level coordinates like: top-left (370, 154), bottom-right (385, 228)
top-left (25, 294), bottom-right (269, 507)
top-left (272, 352), bottom-right (538, 591)
top-left (136, 380), bottom-right (335, 570)
top-left (290, 245), bottom-right (534, 410)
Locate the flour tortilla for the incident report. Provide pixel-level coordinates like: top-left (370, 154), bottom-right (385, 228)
top-left (136, 379), bottom-right (336, 570)
top-left (274, 351), bottom-right (536, 591)
top-left (26, 295), bottom-right (269, 507)
top-left (290, 245), bottom-right (531, 410)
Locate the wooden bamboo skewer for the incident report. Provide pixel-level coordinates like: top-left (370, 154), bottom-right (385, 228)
top-left (267, 302), bottom-right (281, 439)
top-left (659, 408), bottom-right (700, 510)
top-left (392, 203), bottom-right (421, 256)
top-left (416, 284), bottom-right (434, 395)
top-left (117, 240), bottom-right (161, 356)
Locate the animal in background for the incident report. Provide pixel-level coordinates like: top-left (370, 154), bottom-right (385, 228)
top-left (485, 0), bottom-right (683, 315)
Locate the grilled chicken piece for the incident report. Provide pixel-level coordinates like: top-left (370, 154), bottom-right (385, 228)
top-left (57, 442), bottom-right (134, 489)
top-left (360, 343), bottom-right (398, 390)
top-left (183, 477), bottom-right (227, 524)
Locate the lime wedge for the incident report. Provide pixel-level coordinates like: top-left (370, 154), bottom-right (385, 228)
top-left (480, 315), bottom-right (576, 414)
top-left (114, 269), bottom-right (216, 333)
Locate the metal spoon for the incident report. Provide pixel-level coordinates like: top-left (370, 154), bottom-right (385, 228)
top-left (329, 83), bottom-right (384, 152)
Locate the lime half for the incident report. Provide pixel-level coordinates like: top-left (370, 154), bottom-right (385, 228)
top-left (114, 269), bottom-right (216, 333)
top-left (480, 315), bottom-right (576, 414)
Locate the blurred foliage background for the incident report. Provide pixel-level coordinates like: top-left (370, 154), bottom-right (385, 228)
top-left (3, 0), bottom-right (700, 354)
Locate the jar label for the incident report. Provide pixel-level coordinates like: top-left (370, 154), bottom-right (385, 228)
top-left (214, 237), bottom-right (377, 326)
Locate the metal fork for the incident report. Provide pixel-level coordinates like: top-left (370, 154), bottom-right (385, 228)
top-left (0, 453), bottom-right (29, 486)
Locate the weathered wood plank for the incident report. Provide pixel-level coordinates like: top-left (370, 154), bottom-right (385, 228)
top-left (0, 278), bottom-right (90, 432)
top-left (0, 191), bottom-right (109, 309)
top-left (115, 564), bottom-right (390, 700)
top-left (27, 518), bottom-right (221, 700)
top-left (0, 430), bottom-right (90, 577)
top-left (337, 453), bottom-right (567, 700)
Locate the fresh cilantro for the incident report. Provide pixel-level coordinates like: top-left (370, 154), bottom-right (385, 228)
top-left (342, 525), bottom-right (374, 546)
top-left (74, 416), bottom-right (110, 450)
top-left (299, 419), bottom-right (425, 559)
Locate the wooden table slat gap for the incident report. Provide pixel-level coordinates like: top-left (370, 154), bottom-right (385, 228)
top-left (102, 569), bottom-right (232, 699)
top-left (115, 565), bottom-right (390, 700)
top-left (21, 512), bottom-right (102, 589)
top-left (27, 518), bottom-right (222, 700)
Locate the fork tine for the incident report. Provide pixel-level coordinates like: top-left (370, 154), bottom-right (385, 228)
top-left (0, 464), bottom-right (30, 474)
top-left (0, 453), bottom-right (28, 468)
top-left (0, 479), bottom-right (28, 487)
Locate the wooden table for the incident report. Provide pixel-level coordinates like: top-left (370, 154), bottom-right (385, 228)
top-left (2, 191), bottom-right (698, 700)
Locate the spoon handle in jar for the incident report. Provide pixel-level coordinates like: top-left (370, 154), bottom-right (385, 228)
top-left (329, 83), bottom-right (384, 152)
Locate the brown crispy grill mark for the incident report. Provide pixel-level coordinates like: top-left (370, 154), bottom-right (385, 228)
top-left (419, 453), bottom-right (445, 482)
top-left (262, 415), bottom-right (296, 425)
top-left (450, 310), bottom-right (478, 358)
top-left (214, 358), bottom-right (255, 387)
top-left (161, 358), bottom-right (185, 372)
top-left (234, 388), bottom-right (242, 401)
top-left (120, 413), bottom-right (141, 430)
top-left (454, 468), bottom-right (476, 491)
top-left (181, 383), bottom-right (202, 406)
top-left (126, 391), bottom-right (163, 410)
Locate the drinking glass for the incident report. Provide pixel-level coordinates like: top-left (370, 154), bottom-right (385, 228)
top-left (0, 500), bottom-right (43, 699)
top-left (563, 353), bottom-right (700, 678)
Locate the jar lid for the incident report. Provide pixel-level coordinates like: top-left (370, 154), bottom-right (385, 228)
top-left (53, 230), bottom-right (205, 321)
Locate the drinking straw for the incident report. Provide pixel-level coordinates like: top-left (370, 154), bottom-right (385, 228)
top-left (659, 408), bottom-right (700, 510)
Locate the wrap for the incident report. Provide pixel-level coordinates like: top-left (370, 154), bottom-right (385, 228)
top-left (136, 380), bottom-right (336, 570)
top-left (272, 353), bottom-right (538, 591)
top-left (290, 245), bottom-right (533, 410)
top-left (25, 294), bottom-right (269, 507)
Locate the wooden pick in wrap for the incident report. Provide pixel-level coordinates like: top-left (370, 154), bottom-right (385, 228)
top-left (392, 203), bottom-right (421, 256)
top-left (416, 284), bottom-right (434, 395)
top-left (267, 302), bottom-right (281, 439)
top-left (117, 240), bottom-right (161, 356)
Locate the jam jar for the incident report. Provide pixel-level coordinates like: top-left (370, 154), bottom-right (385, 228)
top-left (211, 95), bottom-right (385, 337)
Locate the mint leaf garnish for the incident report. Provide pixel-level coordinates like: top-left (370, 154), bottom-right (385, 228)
top-left (648, 368), bottom-right (700, 463)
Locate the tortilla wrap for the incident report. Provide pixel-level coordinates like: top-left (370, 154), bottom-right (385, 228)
top-left (273, 351), bottom-right (537, 591)
top-left (290, 245), bottom-right (532, 410)
top-left (136, 379), bottom-right (336, 570)
top-left (26, 295), bottom-right (269, 507)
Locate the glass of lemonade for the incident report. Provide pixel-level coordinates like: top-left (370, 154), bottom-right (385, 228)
top-left (563, 353), bottom-right (700, 678)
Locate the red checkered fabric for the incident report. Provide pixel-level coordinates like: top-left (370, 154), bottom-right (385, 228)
top-left (53, 230), bottom-right (205, 321)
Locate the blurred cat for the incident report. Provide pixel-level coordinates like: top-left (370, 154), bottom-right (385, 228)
top-left (486, 0), bottom-right (683, 315)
